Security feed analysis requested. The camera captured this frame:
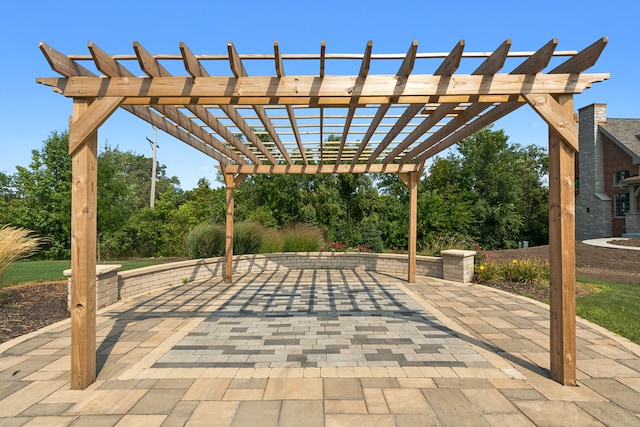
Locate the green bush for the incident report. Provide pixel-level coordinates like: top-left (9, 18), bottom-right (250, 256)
top-left (234, 222), bottom-right (265, 255)
top-left (185, 223), bottom-right (225, 259)
top-left (282, 224), bottom-right (325, 252)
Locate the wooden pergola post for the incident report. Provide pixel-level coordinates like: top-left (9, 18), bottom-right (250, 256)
top-left (70, 98), bottom-right (98, 390)
top-left (397, 170), bottom-right (419, 284)
top-left (547, 94), bottom-right (577, 385)
top-left (408, 171), bottom-right (419, 284)
top-left (223, 171), bottom-right (235, 284)
top-left (525, 92), bottom-right (579, 385)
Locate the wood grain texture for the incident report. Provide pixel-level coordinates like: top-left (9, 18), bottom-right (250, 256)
top-left (547, 94), bottom-right (577, 386)
top-left (524, 93), bottom-right (578, 151)
top-left (68, 97), bottom-right (122, 155)
top-left (221, 164), bottom-right (421, 175)
top-left (37, 74), bottom-right (609, 100)
top-left (70, 98), bottom-right (98, 390)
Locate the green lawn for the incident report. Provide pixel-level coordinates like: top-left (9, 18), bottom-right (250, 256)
top-left (576, 278), bottom-right (640, 345)
top-left (1, 259), bottom-right (164, 288)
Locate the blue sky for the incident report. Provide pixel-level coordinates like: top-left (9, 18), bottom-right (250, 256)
top-left (1, 0), bottom-right (636, 190)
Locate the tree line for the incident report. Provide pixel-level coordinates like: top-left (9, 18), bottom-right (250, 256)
top-left (0, 127), bottom-right (549, 259)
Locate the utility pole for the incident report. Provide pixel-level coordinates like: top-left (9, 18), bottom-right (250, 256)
top-left (146, 126), bottom-right (158, 208)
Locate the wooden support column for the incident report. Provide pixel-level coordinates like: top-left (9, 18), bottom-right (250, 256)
top-left (547, 94), bottom-right (577, 385)
top-left (223, 171), bottom-right (235, 284)
top-left (70, 98), bottom-right (98, 390)
top-left (408, 171), bottom-right (418, 283)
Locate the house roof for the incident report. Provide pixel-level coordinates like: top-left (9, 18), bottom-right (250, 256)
top-left (600, 118), bottom-right (640, 163)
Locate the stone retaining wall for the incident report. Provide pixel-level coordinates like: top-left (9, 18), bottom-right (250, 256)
top-left (65, 251), bottom-right (475, 309)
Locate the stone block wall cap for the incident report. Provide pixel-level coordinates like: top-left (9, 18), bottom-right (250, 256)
top-left (63, 264), bottom-right (122, 277)
top-left (97, 264), bottom-right (122, 274)
top-left (440, 249), bottom-right (477, 257)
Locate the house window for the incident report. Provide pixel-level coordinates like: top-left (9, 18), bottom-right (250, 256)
top-left (615, 193), bottom-right (630, 217)
top-left (614, 170), bottom-right (630, 186)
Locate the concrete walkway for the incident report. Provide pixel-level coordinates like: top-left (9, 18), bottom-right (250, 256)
top-left (583, 237), bottom-right (640, 251)
top-left (1, 271), bottom-right (639, 426)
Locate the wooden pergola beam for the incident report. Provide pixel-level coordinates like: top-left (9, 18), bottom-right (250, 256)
top-left (274, 42), bottom-right (308, 165)
top-left (68, 97), bottom-right (122, 155)
top-left (344, 41), bottom-right (373, 164)
top-left (524, 94), bottom-right (578, 151)
top-left (180, 42), bottom-right (279, 164)
top-left (37, 74), bottom-right (608, 101)
top-left (127, 105), bottom-right (231, 164)
top-left (133, 42), bottom-right (260, 165)
top-left (377, 40), bottom-right (466, 164)
top-left (400, 38), bottom-right (559, 164)
top-left (88, 42), bottom-right (238, 164)
top-left (227, 41), bottom-right (292, 164)
top-left (221, 163), bottom-right (422, 175)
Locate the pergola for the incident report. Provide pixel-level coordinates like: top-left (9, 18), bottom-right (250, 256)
top-left (37, 37), bottom-right (608, 390)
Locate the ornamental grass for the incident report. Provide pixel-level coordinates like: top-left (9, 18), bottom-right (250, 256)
top-left (0, 226), bottom-right (43, 285)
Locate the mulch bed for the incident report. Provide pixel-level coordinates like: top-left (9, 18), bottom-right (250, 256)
top-left (1, 239), bottom-right (638, 344)
top-left (0, 281), bottom-right (69, 343)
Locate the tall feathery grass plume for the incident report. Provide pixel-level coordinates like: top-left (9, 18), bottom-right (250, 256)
top-left (0, 226), bottom-right (44, 284)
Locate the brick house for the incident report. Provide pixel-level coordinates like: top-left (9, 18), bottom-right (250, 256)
top-left (575, 104), bottom-right (640, 239)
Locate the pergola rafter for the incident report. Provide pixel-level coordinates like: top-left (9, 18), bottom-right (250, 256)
top-left (36, 37), bottom-right (608, 391)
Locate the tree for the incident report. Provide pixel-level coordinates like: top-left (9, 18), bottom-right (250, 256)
top-left (11, 131), bottom-right (72, 258)
top-left (422, 126), bottom-right (549, 249)
top-left (0, 172), bottom-right (16, 226)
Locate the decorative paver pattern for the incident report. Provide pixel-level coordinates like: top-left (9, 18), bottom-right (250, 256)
top-left (0, 270), bottom-right (639, 426)
top-left (155, 273), bottom-right (489, 370)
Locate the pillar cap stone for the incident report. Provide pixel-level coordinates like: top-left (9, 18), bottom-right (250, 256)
top-left (64, 264), bottom-right (122, 277)
top-left (441, 249), bottom-right (476, 258)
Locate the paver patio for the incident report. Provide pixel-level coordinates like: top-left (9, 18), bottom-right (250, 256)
top-left (1, 271), bottom-right (638, 426)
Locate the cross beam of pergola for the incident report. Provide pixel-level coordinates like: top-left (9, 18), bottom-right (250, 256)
top-left (37, 37), bottom-right (608, 390)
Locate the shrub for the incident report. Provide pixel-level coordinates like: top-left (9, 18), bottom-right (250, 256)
top-left (360, 221), bottom-right (384, 253)
top-left (499, 258), bottom-right (550, 283)
top-left (0, 226), bottom-right (44, 284)
top-left (185, 222), bottom-right (225, 259)
top-left (475, 256), bottom-right (549, 284)
top-left (282, 224), bottom-right (324, 252)
top-left (234, 221), bottom-right (265, 255)
top-left (420, 234), bottom-right (478, 256)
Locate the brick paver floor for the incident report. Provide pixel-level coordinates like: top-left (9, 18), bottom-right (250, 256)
top-left (1, 270), bottom-right (639, 426)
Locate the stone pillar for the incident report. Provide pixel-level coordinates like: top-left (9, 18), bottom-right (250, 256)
top-left (65, 264), bottom-right (122, 310)
top-left (629, 185), bottom-right (638, 214)
top-left (575, 104), bottom-right (611, 239)
top-left (441, 250), bottom-right (476, 283)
